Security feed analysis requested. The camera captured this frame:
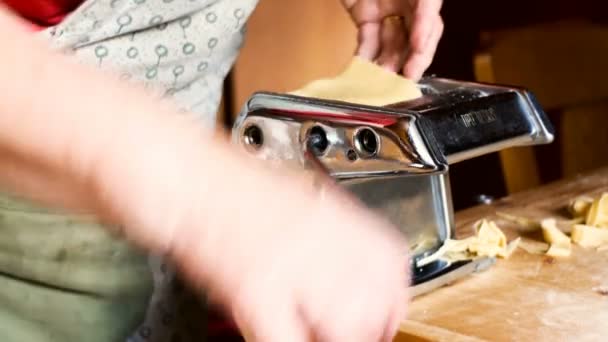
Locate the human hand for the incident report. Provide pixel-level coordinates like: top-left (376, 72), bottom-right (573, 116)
top-left (169, 157), bottom-right (410, 342)
top-left (0, 6), bottom-right (409, 341)
top-left (342, 0), bottom-right (444, 80)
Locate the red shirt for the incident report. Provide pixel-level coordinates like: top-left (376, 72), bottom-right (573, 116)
top-left (2, 0), bottom-right (84, 27)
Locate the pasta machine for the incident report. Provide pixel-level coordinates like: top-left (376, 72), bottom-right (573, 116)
top-left (231, 78), bottom-right (554, 295)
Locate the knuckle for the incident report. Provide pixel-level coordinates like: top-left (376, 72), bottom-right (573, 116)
top-left (437, 16), bottom-right (445, 32)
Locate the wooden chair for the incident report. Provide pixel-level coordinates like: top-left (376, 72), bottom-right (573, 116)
top-left (474, 20), bottom-right (608, 194)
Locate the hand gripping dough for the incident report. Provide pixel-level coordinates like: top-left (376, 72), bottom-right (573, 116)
top-left (290, 57), bottom-right (422, 106)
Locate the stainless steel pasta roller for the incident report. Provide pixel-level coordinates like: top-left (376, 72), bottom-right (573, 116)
top-left (231, 77), bottom-right (554, 294)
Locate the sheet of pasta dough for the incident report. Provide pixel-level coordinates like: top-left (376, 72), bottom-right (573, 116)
top-left (290, 57), bottom-right (422, 106)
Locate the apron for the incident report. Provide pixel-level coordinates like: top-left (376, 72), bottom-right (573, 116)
top-left (0, 0), bottom-right (259, 340)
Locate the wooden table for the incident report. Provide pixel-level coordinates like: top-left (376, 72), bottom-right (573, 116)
top-left (395, 167), bottom-right (608, 342)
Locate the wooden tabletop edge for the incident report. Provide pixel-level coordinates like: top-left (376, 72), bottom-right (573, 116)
top-left (397, 320), bottom-right (490, 342)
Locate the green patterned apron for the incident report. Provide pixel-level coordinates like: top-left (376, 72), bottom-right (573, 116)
top-left (0, 193), bottom-right (152, 341)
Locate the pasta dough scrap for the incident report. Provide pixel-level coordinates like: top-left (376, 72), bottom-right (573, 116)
top-left (569, 196), bottom-right (594, 218)
top-left (557, 193), bottom-right (608, 250)
top-left (571, 224), bottom-right (608, 248)
top-left (496, 212), bottom-right (541, 233)
top-left (597, 245), bottom-right (608, 252)
top-left (518, 240), bottom-right (550, 255)
top-left (503, 237), bottom-right (521, 258)
top-left (546, 242), bottom-right (572, 258)
top-left (469, 220), bottom-right (508, 257)
top-left (416, 220), bottom-right (519, 267)
top-left (542, 219), bottom-right (570, 244)
top-left (585, 193), bottom-right (608, 228)
top-left (541, 218), bottom-right (572, 257)
top-left (420, 192), bottom-right (608, 263)
top-left (290, 57), bottom-right (422, 106)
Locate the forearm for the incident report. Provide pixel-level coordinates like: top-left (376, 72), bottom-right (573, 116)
top-left (0, 8), bottom-right (409, 342)
top-left (0, 8), bottom-right (320, 289)
top-left (0, 9), bottom-right (202, 225)
top-left (0, 11), bottom-right (118, 212)
top-left (0, 10), bottom-right (175, 215)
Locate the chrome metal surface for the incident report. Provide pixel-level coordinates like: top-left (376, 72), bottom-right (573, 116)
top-left (233, 93), bottom-right (445, 179)
top-left (410, 257), bottom-right (496, 297)
top-left (396, 78), bottom-right (555, 164)
top-left (341, 172), bottom-right (453, 260)
top-left (231, 77), bottom-right (554, 285)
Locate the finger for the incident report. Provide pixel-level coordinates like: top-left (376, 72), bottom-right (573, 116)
top-left (348, 0), bottom-right (407, 24)
top-left (380, 247), bottom-right (410, 342)
top-left (255, 311), bottom-right (310, 342)
top-left (232, 298), bottom-right (310, 342)
top-left (407, 0), bottom-right (443, 57)
top-left (375, 17), bottom-right (408, 72)
top-left (318, 298), bottom-right (389, 342)
top-left (341, 0), bottom-right (357, 9)
top-left (355, 22), bottom-right (381, 61)
top-left (403, 15), bottom-right (444, 80)
top-left (232, 285), bottom-right (310, 342)
top-left (382, 313), bottom-right (403, 342)
top-left (381, 283), bottom-right (410, 341)
top-left (310, 267), bottom-right (396, 342)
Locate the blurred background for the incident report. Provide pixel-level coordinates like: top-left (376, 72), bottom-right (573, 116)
top-left (217, 0), bottom-right (608, 211)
